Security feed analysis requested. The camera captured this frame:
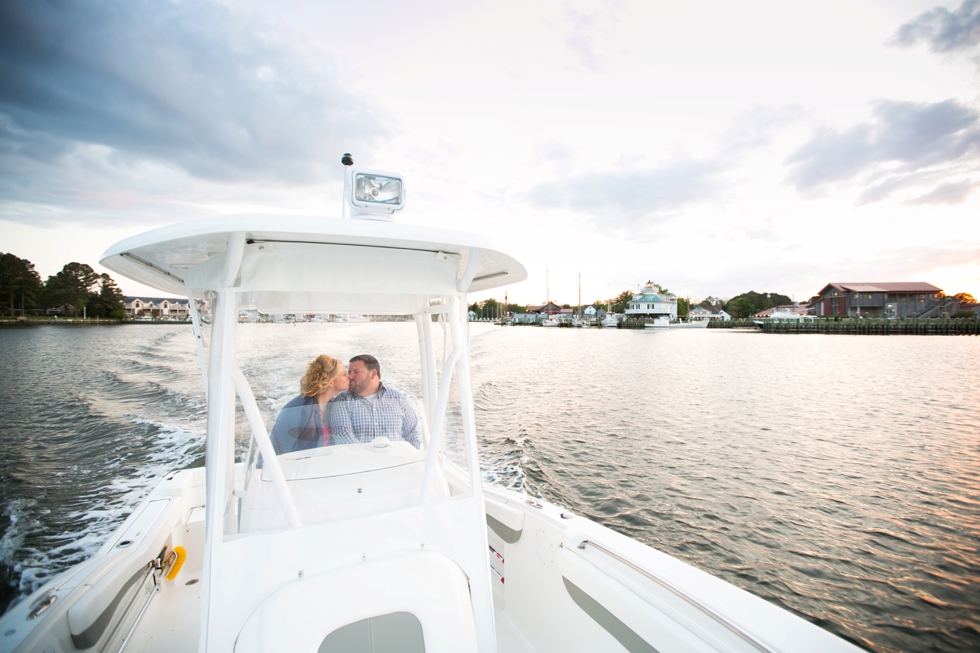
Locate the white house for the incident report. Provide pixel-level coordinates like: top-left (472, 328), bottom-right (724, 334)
top-left (124, 297), bottom-right (191, 320)
top-left (583, 305), bottom-right (596, 318)
top-left (626, 281), bottom-right (677, 321)
top-left (691, 305), bottom-right (731, 321)
top-left (689, 305), bottom-right (712, 321)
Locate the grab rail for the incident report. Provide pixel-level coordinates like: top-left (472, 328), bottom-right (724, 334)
top-left (575, 539), bottom-right (778, 653)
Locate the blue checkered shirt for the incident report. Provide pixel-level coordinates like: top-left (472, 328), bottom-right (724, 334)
top-left (327, 384), bottom-right (422, 449)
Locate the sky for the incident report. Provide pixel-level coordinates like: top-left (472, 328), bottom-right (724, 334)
top-left (1, 0), bottom-right (978, 305)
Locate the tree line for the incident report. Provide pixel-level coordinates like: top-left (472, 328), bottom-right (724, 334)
top-left (0, 253), bottom-right (126, 318)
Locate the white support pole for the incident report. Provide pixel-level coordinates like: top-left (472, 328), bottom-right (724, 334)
top-left (414, 313), bottom-right (432, 424)
top-left (198, 288), bottom-right (237, 653)
top-left (418, 305), bottom-right (462, 505)
top-left (457, 248), bottom-right (482, 293)
top-left (185, 281), bottom-right (208, 402)
top-left (199, 234), bottom-right (245, 653)
top-left (342, 165), bottom-right (353, 219)
top-left (231, 367), bottom-right (303, 529)
top-left (417, 304), bottom-right (438, 423)
top-left (451, 294), bottom-right (497, 653)
top-left (452, 298), bottom-right (482, 491)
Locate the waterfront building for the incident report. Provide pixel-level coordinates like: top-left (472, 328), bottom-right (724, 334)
top-left (753, 304), bottom-right (809, 320)
top-left (689, 306), bottom-right (712, 321)
top-left (811, 283), bottom-right (942, 318)
top-left (526, 301), bottom-right (561, 316)
top-left (124, 297), bottom-right (191, 320)
top-left (626, 281), bottom-right (677, 321)
top-left (583, 305), bottom-right (596, 318)
top-left (512, 312), bottom-right (540, 324)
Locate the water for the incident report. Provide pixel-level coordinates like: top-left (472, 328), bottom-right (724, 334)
top-left (0, 323), bottom-right (978, 652)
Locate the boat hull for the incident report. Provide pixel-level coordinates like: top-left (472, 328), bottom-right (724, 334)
top-left (645, 320), bottom-right (709, 329)
top-left (2, 469), bottom-right (861, 653)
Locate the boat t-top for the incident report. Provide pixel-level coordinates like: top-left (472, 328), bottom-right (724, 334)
top-left (0, 156), bottom-right (860, 653)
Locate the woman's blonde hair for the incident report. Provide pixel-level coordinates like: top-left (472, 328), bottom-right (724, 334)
top-left (300, 355), bottom-right (344, 397)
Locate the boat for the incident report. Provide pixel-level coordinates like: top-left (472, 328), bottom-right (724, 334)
top-left (644, 317), bottom-right (710, 329)
top-left (600, 313), bottom-right (619, 328)
top-left (541, 317), bottom-right (559, 327)
top-left (0, 156), bottom-right (861, 653)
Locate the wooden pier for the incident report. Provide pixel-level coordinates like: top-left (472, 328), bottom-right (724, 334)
top-left (760, 317), bottom-right (978, 335)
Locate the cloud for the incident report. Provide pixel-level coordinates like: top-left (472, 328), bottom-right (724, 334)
top-left (561, 1), bottom-right (627, 72)
top-left (888, 0), bottom-right (980, 53)
top-left (0, 0), bottom-right (384, 189)
top-left (527, 161), bottom-right (723, 227)
top-left (785, 99), bottom-right (980, 203)
top-left (905, 178), bottom-right (980, 204)
top-left (525, 104), bottom-right (807, 229)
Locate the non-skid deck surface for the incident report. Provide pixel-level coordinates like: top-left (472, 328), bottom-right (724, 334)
top-left (128, 580), bottom-right (201, 653)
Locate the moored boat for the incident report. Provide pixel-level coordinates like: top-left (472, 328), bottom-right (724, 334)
top-left (644, 317), bottom-right (710, 329)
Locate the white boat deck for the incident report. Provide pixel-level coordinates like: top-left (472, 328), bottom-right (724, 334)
top-left (125, 579), bottom-right (200, 653)
top-left (494, 603), bottom-right (536, 653)
top-left (124, 568), bottom-right (535, 653)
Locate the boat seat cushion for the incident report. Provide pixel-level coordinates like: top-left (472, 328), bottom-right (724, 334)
top-left (235, 551), bottom-right (478, 653)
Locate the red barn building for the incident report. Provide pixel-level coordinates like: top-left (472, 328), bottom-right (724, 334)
top-left (812, 282), bottom-right (942, 318)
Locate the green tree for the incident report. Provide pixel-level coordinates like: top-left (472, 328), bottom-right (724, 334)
top-left (725, 290), bottom-right (792, 315)
top-left (88, 274), bottom-right (125, 318)
top-left (481, 298), bottom-right (501, 318)
top-left (43, 262), bottom-right (100, 314)
top-left (611, 290), bottom-right (633, 313)
top-left (0, 253), bottom-right (43, 316)
top-left (677, 298), bottom-right (689, 318)
top-left (729, 297), bottom-right (755, 319)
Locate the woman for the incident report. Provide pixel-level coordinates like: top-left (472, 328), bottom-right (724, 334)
top-left (269, 355), bottom-right (349, 456)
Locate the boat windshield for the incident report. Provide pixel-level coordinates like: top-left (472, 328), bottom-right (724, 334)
top-left (228, 316), bottom-right (469, 538)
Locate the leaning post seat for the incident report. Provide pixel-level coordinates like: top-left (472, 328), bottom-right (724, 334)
top-left (234, 550), bottom-right (479, 653)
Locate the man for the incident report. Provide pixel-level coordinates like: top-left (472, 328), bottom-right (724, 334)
top-left (328, 354), bottom-right (422, 449)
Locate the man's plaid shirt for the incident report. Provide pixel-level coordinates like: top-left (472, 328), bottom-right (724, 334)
top-left (327, 383), bottom-right (422, 449)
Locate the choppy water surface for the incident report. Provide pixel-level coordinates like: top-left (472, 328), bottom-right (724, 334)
top-left (1, 323), bottom-right (978, 652)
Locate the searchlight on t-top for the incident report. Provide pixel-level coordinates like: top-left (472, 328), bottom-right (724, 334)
top-left (341, 152), bottom-right (404, 219)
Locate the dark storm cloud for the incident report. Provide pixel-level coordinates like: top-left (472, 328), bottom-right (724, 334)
top-left (527, 161), bottom-right (723, 227)
top-left (785, 99), bottom-right (980, 203)
top-left (888, 0), bottom-right (980, 53)
top-left (0, 0), bottom-right (384, 185)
